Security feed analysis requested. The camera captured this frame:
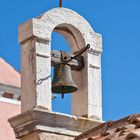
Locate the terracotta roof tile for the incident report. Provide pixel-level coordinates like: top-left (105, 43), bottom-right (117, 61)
top-left (75, 114), bottom-right (140, 140)
top-left (0, 58), bottom-right (20, 87)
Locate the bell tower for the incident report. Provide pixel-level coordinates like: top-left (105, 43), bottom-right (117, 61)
top-left (8, 6), bottom-right (103, 140)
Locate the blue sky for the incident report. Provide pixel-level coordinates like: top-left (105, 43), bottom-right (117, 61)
top-left (0, 0), bottom-right (140, 121)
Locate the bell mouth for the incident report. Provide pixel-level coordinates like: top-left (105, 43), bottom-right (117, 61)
top-left (52, 85), bottom-right (78, 94)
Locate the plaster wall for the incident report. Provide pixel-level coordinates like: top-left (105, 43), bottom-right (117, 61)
top-left (0, 99), bottom-right (20, 140)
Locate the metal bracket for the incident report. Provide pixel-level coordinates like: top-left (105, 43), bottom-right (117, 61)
top-left (51, 44), bottom-right (90, 71)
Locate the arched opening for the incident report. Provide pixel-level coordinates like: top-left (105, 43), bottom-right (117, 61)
top-left (51, 24), bottom-right (86, 115)
top-left (50, 23), bottom-right (87, 116)
top-left (51, 31), bottom-right (72, 114)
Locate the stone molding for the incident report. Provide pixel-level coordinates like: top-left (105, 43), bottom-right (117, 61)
top-left (0, 97), bottom-right (20, 105)
top-left (0, 83), bottom-right (20, 100)
top-left (8, 108), bottom-right (101, 139)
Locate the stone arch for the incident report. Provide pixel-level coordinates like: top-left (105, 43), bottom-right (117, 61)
top-left (19, 8), bottom-right (102, 120)
top-left (51, 23), bottom-right (87, 114)
top-left (39, 8), bottom-right (95, 50)
top-left (53, 23), bottom-right (86, 52)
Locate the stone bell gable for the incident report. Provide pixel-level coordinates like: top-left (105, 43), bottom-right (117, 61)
top-left (19, 8), bottom-right (102, 119)
top-left (9, 7), bottom-right (103, 140)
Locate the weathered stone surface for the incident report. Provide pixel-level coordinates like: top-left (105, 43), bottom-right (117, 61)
top-left (8, 109), bottom-right (101, 139)
top-left (19, 8), bottom-right (103, 120)
top-left (21, 132), bottom-right (39, 140)
top-left (21, 132), bottom-right (74, 140)
top-left (39, 133), bottom-right (74, 140)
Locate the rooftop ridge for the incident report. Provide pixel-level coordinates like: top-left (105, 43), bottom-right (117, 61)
top-left (0, 57), bottom-right (20, 74)
top-left (75, 114), bottom-right (140, 140)
top-left (0, 57), bottom-right (21, 88)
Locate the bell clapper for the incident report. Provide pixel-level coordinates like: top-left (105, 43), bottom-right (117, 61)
top-left (62, 93), bottom-right (64, 99)
top-left (61, 86), bottom-right (64, 99)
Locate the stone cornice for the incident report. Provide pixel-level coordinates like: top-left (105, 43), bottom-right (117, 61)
top-left (0, 83), bottom-right (20, 100)
top-left (8, 108), bottom-right (101, 139)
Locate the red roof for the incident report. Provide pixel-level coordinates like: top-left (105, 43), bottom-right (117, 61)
top-left (75, 114), bottom-right (140, 140)
top-left (0, 58), bottom-right (20, 88)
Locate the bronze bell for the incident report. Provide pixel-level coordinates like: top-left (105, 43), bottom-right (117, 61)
top-left (52, 64), bottom-right (78, 98)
